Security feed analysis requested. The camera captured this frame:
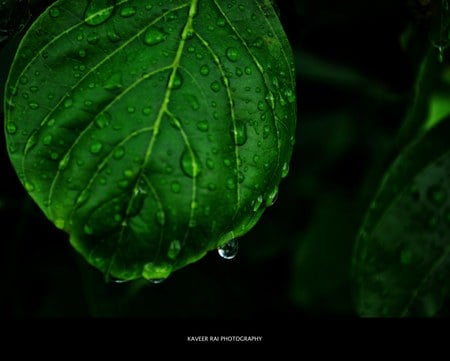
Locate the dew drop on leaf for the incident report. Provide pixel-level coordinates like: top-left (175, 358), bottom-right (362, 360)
top-left (84, 0), bottom-right (115, 26)
top-left (196, 120), bottom-right (209, 132)
top-left (281, 162), bottom-right (290, 178)
top-left (265, 186), bottom-right (279, 207)
top-left (252, 195), bottom-right (264, 212)
top-left (28, 101), bottom-right (39, 110)
top-left (167, 240), bottom-right (181, 260)
top-left (200, 64), bottom-right (209, 76)
top-left (180, 148), bottom-right (201, 178)
top-left (94, 112), bottom-right (111, 129)
top-left (230, 119), bottom-right (248, 146)
top-left (218, 239), bottom-right (238, 260)
top-left (89, 141), bottom-right (103, 154)
top-left (156, 210), bottom-right (166, 226)
top-left (143, 27), bottom-right (167, 46)
top-left (6, 122), bottom-right (17, 134)
top-left (25, 181), bottom-right (35, 192)
top-left (113, 147), bottom-right (125, 159)
top-left (210, 81), bottom-right (221, 92)
top-left (119, 6), bottom-right (136, 18)
top-left (171, 181), bottom-right (181, 193)
top-left (49, 7), bottom-right (61, 18)
top-left (226, 47), bottom-right (239, 62)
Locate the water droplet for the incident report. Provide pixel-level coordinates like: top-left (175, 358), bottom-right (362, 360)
top-left (111, 147), bottom-right (124, 160)
top-left (217, 18), bottom-right (226, 27)
top-left (42, 135), bottom-right (52, 145)
top-left (285, 89), bottom-right (296, 104)
top-left (25, 181), bottom-right (35, 192)
top-left (6, 122), bottom-right (17, 134)
top-left (103, 73), bottom-right (122, 91)
top-left (63, 98), bottom-right (73, 108)
top-left (49, 7), bottom-right (61, 17)
top-left (180, 149), bottom-right (201, 178)
top-left (171, 181), bottom-right (181, 193)
top-left (266, 187), bottom-right (279, 207)
top-left (84, 0), bottom-right (115, 26)
top-left (143, 27), bottom-right (167, 46)
top-left (142, 107), bottom-right (152, 115)
top-left (149, 278), bottom-right (166, 284)
top-left (142, 262), bottom-right (172, 281)
top-left (120, 6), bottom-right (136, 17)
top-left (196, 120), bottom-right (209, 132)
top-left (208, 183), bottom-right (217, 191)
top-left (218, 239), bottom-right (238, 260)
top-left (58, 154), bottom-right (70, 171)
top-left (226, 47), bottom-right (239, 62)
top-left (200, 64), bottom-right (209, 76)
top-left (427, 185), bottom-right (447, 206)
top-left (226, 178), bottom-right (236, 190)
top-left (84, 224), bottom-right (93, 235)
top-left (237, 171), bottom-right (245, 183)
top-left (167, 240), bottom-right (181, 260)
top-left (244, 66), bottom-right (252, 75)
top-left (171, 70), bottom-right (183, 89)
top-left (94, 112), bottom-right (111, 129)
top-left (50, 152), bottom-right (59, 160)
top-left (90, 141), bottom-right (103, 154)
top-left (263, 125), bottom-right (270, 139)
top-left (127, 106), bottom-right (135, 113)
top-left (87, 32), bottom-right (99, 44)
top-left (281, 162), bottom-right (290, 178)
top-left (78, 49), bottom-right (86, 58)
top-left (230, 119), bottom-right (247, 146)
top-left (29, 101), bottom-right (39, 110)
top-left (55, 219), bottom-right (65, 230)
top-left (252, 195), bottom-right (263, 211)
top-left (210, 81), bottom-right (221, 92)
top-left (118, 180), bottom-right (129, 189)
top-left (257, 100), bottom-right (266, 111)
top-left (156, 210), bottom-right (165, 226)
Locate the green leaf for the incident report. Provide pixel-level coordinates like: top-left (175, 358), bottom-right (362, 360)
top-left (4, 0), bottom-right (296, 282)
top-left (352, 116), bottom-right (450, 317)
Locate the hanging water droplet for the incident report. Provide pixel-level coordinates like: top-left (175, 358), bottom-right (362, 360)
top-left (167, 240), bottom-right (181, 260)
top-left (200, 64), bottom-right (210, 76)
top-left (84, 0), bottom-right (115, 26)
top-left (143, 27), bottom-right (167, 46)
top-left (180, 148), bottom-right (201, 177)
top-left (226, 47), bottom-right (239, 62)
top-left (149, 278), bottom-right (166, 284)
top-left (142, 263), bottom-right (172, 281)
top-left (217, 239), bottom-right (238, 260)
top-left (281, 162), bottom-right (290, 178)
top-left (230, 119), bottom-right (247, 146)
top-left (120, 6), bottom-right (136, 17)
top-left (210, 81), bottom-right (221, 92)
top-left (112, 278), bottom-right (132, 284)
top-left (90, 141), bottom-right (103, 154)
top-left (196, 120), bottom-right (209, 132)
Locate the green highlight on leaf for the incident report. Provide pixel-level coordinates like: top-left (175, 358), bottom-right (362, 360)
top-left (4, 0), bottom-right (296, 282)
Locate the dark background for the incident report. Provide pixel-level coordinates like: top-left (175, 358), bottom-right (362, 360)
top-left (0, 0), bottom-right (444, 334)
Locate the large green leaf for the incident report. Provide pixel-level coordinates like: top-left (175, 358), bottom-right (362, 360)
top-left (3, 0), bottom-right (296, 282)
top-left (353, 116), bottom-right (450, 317)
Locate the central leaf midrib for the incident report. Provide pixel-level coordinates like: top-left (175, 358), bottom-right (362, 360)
top-left (104, 0), bottom-right (200, 277)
